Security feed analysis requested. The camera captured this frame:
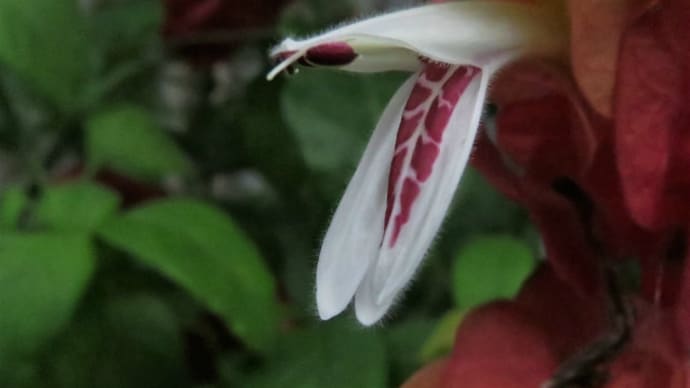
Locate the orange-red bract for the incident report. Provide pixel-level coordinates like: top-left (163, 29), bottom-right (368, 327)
top-left (405, 0), bottom-right (690, 386)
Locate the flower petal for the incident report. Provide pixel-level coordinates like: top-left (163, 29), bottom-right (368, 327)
top-left (268, 1), bottom-right (566, 79)
top-left (315, 74), bottom-right (418, 320)
top-left (354, 65), bottom-right (489, 325)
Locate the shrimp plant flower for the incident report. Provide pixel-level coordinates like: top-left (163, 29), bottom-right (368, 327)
top-left (268, 1), bottom-right (567, 325)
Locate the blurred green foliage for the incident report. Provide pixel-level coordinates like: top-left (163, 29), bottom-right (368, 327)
top-left (100, 199), bottom-right (279, 352)
top-left (0, 0), bottom-right (89, 111)
top-left (87, 105), bottom-right (192, 180)
top-left (0, 0), bottom-right (539, 387)
top-left (452, 236), bottom-right (536, 310)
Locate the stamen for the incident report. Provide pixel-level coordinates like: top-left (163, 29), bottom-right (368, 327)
top-left (266, 48), bottom-right (309, 81)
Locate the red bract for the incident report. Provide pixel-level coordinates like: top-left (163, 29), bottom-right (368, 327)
top-left (405, 0), bottom-right (690, 386)
top-left (475, 60), bottom-right (632, 295)
top-left (406, 265), bottom-right (688, 388)
top-left (567, 0), bottom-right (655, 116)
top-left (615, 0), bottom-right (690, 231)
top-left (163, 0), bottom-right (290, 63)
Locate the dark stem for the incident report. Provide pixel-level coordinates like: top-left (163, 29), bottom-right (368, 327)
top-left (542, 266), bottom-right (634, 388)
top-left (543, 178), bottom-right (635, 388)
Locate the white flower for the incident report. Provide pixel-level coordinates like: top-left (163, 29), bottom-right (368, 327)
top-left (268, 1), bottom-right (566, 325)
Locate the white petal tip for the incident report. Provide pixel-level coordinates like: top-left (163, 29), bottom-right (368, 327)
top-left (355, 314), bottom-right (381, 326)
top-left (317, 303), bottom-right (344, 321)
top-left (354, 303), bottom-right (387, 326)
top-left (318, 310), bottom-right (338, 321)
top-left (355, 287), bottom-right (394, 326)
top-left (316, 286), bottom-right (350, 321)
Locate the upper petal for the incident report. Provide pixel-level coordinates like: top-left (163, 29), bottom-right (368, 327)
top-left (268, 1), bottom-right (567, 79)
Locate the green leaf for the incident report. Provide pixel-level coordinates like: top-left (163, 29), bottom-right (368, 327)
top-left (85, 0), bottom-right (163, 103)
top-left (4, 292), bottom-right (191, 388)
top-left (0, 186), bottom-right (28, 229)
top-left (86, 105), bottom-right (192, 181)
top-left (90, 0), bottom-right (162, 55)
top-left (97, 199), bottom-right (279, 352)
top-left (0, 233), bottom-right (95, 362)
top-left (43, 293), bottom-right (189, 388)
top-left (452, 235), bottom-right (536, 310)
top-left (281, 70), bottom-right (404, 173)
top-left (0, 0), bottom-right (89, 111)
top-left (35, 182), bottom-right (120, 231)
top-left (243, 320), bottom-right (387, 388)
top-left (240, 79), bottom-right (307, 195)
top-left (419, 310), bottom-right (464, 362)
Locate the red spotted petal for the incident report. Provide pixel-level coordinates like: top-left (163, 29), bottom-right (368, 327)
top-left (384, 64), bottom-right (480, 247)
top-left (355, 63), bottom-right (488, 324)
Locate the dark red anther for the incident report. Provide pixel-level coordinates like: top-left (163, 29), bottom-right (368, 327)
top-left (305, 42), bottom-right (358, 66)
